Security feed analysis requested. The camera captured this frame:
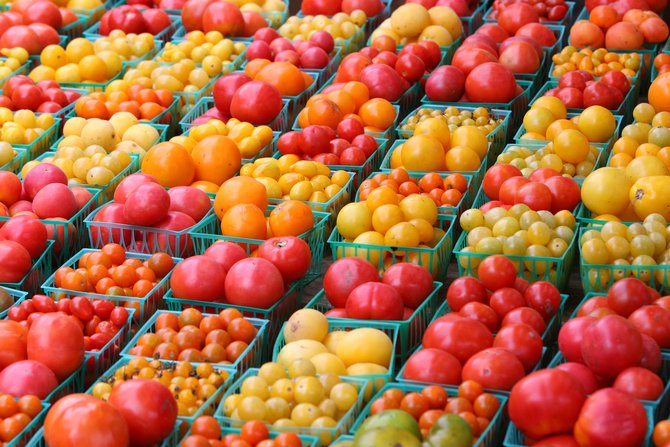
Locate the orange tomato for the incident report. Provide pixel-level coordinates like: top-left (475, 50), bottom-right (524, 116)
top-left (141, 142), bottom-right (196, 187)
top-left (191, 135), bottom-right (241, 185)
top-left (254, 62), bottom-right (306, 96)
top-left (220, 204), bottom-right (267, 239)
top-left (268, 200), bottom-right (314, 237)
top-left (358, 98), bottom-right (397, 129)
top-left (213, 176), bottom-right (268, 220)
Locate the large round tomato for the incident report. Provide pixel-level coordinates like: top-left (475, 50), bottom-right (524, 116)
top-left (167, 187), bottom-right (211, 223)
top-left (493, 323), bottom-right (543, 372)
top-left (224, 258), bottom-right (284, 308)
top-left (497, 2), bottom-right (540, 34)
top-left (509, 369), bottom-right (586, 440)
top-left (574, 389), bottom-right (647, 447)
top-left (0, 240), bottom-right (31, 282)
top-left (213, 73), bottom-right (251, 117)
top-left (462, 347), bottom-right (525, 390)
top-left (545, 176), bottom-right (581, 213)
top-left (640, 333), bottom-right (662, 373)
top-left (360, 64), bottom-right (405, 102)
top-left (346, 282), bottom-right (404, 320)
top-left (108, 379), bottom-right (177, 446)
top-left (629, 305), bottom-right (670, 348)
top-left (181, 0), bottom-right (215, 31)
top-left (199, 243), bottom-right (244, 272)
top-left (323, 258), bottom-right (380, 308)
top-left (402, 348), bottom-right (462, 385)
top-left (44, 394), bottom-right (129, 447)
top-left (515, 182), bottom-right (552, 211)
top-left (558, 316), bottom-right (595, 363)
top-left (230, 81), bottom-right (283, 125)
top-left (606, 277), bottom-right (651, 317)
top-left (581, 315), bottom-right (643, 379)
top-left (499, 176), bottom-right (530, 204)
top-left (342, 0), bottom-right (384, 16)
top-left (465, 62), bottom-right (517, 103)
top-left (123, 183), bottom-right (170, 227)
top-left (524, 281), bottom-right (561, 320)
top-left (555, 362), bottom-right (600, 394)
top-left (446, 276), bottom-right (488, 311)
top-left (499, 41), bottom-right (541, 73)
top-left (113, 173), bottom-right (158, 204)
top-left (452, 47), bottom-right (498, 76)
top-left (334, 53), bottom-right (371, 82)
top-left (0, 360), bottom-right (58, 399)
top-left (302, 0), bottom-right (343, 15)
top-left (423, 315), bottom-right (493, 364)
top-left (516, 23), bottom-right (558, 47)
top-left (532, 435), bottom-right (579, 447)
top-left (425, 65), bottom-right (466, 102)
top-left (483, 164), bottom-right (522, 200)
top-left (27, 313), bottom-right (84, 381)
top-left (0, 216), bottom-right (47, 258)
top-left (257, 236), bottom-right (311, 284)
top-left (0, 25), bottom-right (40, 54)
top-left (460, 302), bottom-right (499, 333)
top-left (613, 366), bottom-right (664, 401)
top-left (477, 255), bottom-right (517, 291)
top-left (381, 263), bottom-right (434, 309)
top-left (502, 307), bottom-right (546, 335)
top-left (202, 2), bottom-right (244, 36)
top-left (169, 255), bottom-right (226, 302)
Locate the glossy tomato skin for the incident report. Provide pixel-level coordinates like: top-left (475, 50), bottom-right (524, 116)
top-left (257, 236), bottom-right (311, 284)
top-left (169, 255), bottom-right (226, 302)
top-left (225, 258), bottom-right (284, 309)
top-left (515, 182), bottom-right (552, 211)
top-left (459, 302), bottom-right (499, 333)
top-left (465, 63), bottom-right (518, 103)
top-left (640, 333), bottom-right (662, 373)
top-left (462, 347), bottom-right (525, 390)
top-left (607, 278), bottom-right (651, 317)
top-left (524, 281), bottom-right (562, 320)
top-left (425, 65), bottom-right (466, 102)
top-left (446, 276), bottom-right (488, 311)
top-left (509, 369), bottom-right (586, 440)
top-left (27, 313), bottom-right (84, 381)
top-left (490, 287), bottom-right (526, 318)
top-left (574, 388), bottom-right (647, 447)
top-left (483, 164), bottom-right (523, 200)
top-left (612, 366), bottom-right (664, 401)
top-left (230, 81), bottom-right (283, 125)
top-left (558, 316), bottom-right (595, 363)
top-left (381, 263), bottom-right (434, 308)
top-left (108, 379), bottom-right (177, 446)
top-left (323, 258), bottom-right (379, 308)
top-left (498, 2), bottom-right (540, 34)
top-left (581, 315), bottom-right (643, 379)
top-left (478, 255), bottom-right (517, 291)
top-left (502, 307), bottom-right (546, 335)
top-left (180, 0), bottom-right (215, 31)
top-left (423, 315), bottom-right (493, 364)
top-left (493, 323), bottom-right (543, 371)
top-left (345, 282), bottom-right (404, 320)
top-left (628, 305), bottom-right (670, 349)
top-left (499, 176), bottom-right (530, 204)
top-left (360, 63), bottom-right (405, 101)
top-left (0, 215), bottom-right (47, 258)
top-left (531, 435), bottom-right (580, 447)
top-left (545, 176), bottom-right (581, 213)
top-left (402, 348), bottom-right (462, 385)
top-left (555, 362), bottom-right (600, 394)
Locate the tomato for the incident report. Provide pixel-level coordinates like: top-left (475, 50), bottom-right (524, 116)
top-left (459, 302), bottom-right (499, 333)
top-left (337, 118), bottom-right (365, 142)
top-left (0, 25), bottom-right (40, 54)
top-left (499, 41), bottom-right (541, 74)
top-left (555, 362), bottom-right (600, 394)
top-left (402, 348), bottom-right (462, 385)
top-left (545, 176), bottom-right (581, 213)
top-left (302, 0), bottom-right (342, 14)
top-left (577, 296), bottom-right (609, 317)
top-left (462, 34), bottom-right (499, 56)
top-left (225, 258), bottom-right (284, 309)
top-left (515, 182), bottom-right (552, 211)
top-left (446, 276), bottom-right (488, 311)
top-left (477, 255), bottom-right (517, 291)
top-left (44, 394), bottom-right (129, 447)
top-left (574, 389), bottom-right (647, 447)
top-left (202, 1), bottom-right (244, 36)
top-left (360, 64), bottom-right (406, 102)
top-left (494, 323), bottom-right (543, 371)
top-left (11, 83), bottom-right (44, 111)
top-left (606, 278), bottom-right (651, 318)
top-left (532, 435), bottom-right (580, 447)
top-left (489, 287), bottom-right (526, 318)
top-left (497, 2), bottom-right (540, 34)
top-left (0, 330), bottom-right (25, 371)
top-left (581, 315), bottom-right (643, 379)
top-left (122, 183), bottom-right (167, 226)
top-left (462, 347), bottom-right (525, 391)
top-left (417, 40), bottom-right (442, 70)
top-left (100, 5), bottom-right (146, 35)
top-left (240, 420), bottom-right (270, 445)
top-left (502, 307), bottom-right (546, 335)
top-left (601, 70), bottom-right (630, 95)
top-left (109, 308), bottom-right (129, 328)
top-left (142, 9), bottom-right (172, 35)
top-left (0, 360), bottom-right (57, 399)
top-left (425, 66), bottom-right (466, 102)
top-left (612, 366), bottom-right (664, 401)
top-left (168, 187), bottom-right (211, 223)
top-left (213, 73), bottom-right (251, 118)
top-left (395, 54), bottom-right (425, 83)
top-left (323, 257), bottom-right (380, 308)
top-left (258, 236), bottom-right (311, 284)
top-left (641, 333), bottom-right (662, 373)
top-left (169, 255), bottom-right (226, 302)
top-left (524, 281), bottom-right (561, 320)
top-left (230, 81), bottom-right (283, 125)
top-left (452, 47), bottom-right (498, 76)
top-left (70, 297), bottom-right (94, 322)
top-left (0, 216), bottom-right (47, 259)
top-left (300, 125), bottom-right (334, 157)
top-left (516, 23), bottom-right (557, 47)
top-left (27, 313), bottom-right (84, 381)
top-left (629, 305), bottom-right (670, 348)
top-left (334, 54), bottom-right (371, 83)
top-left (381, 263), bottom-right (434, 309)
top-left (91, 203), bottom-right (134, 245)
top-left (33, 295), bottom-right (56, 314)
top-left (558, 316), bottom-right (595, 363)
top-left (583, 82), bottom-right (621, 109)
top-left (477, 23), bottom-right (510, 43)
top-left (108, 379), bottom-right (177, 446)
top-left (555, 87), bottom-right (584, 108)
top-left (499, 176), bottom-right (530, 204)
top-left (345, 282), bottom-right (405, 320)
top-left (423, 315), bottom-right (493, 364)
top-left (483, 164), bottom-right (523, 200)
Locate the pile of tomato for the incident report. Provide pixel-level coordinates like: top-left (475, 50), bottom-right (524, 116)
top-left (4, 0), bottom-right (670, 445)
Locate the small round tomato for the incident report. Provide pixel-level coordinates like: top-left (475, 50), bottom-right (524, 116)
top-left (477, 255), bottom-right (517, 291)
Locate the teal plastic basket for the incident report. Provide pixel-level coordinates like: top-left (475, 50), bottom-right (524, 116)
top-left (70, 2), bottom-right (106, 27)
top-left (83, 14), bottom-right (183, 45)
top-left (548, 51), bottom-right (645, 88)
top-left (122, 310), bottom-right (269, 376)
top-left (1, 402), bottom-right (49, 447)
top-left (163, 283), bottom-right (301, 354)
top-left (42, 249), bottom-right (179, 325)
top-left (304, 283), bottom-right (443, 365)
top-left (349, 382), bottom-right (508, 447)
top-left (0, 287), bottom-right (27, 319)
top-left (0, 146), bottom-right (27, 173)
top-left (0, 57), bottom-right (30, 88)
top-left (483, 1), bottom-right (576, 28)
top-left (0, 240), bottom-right (54, 296)
top-left (84, 307), bottom-right (135, 384)
top-left (59, 14), bottom-right (88, 42)
top-left (157, 40), bottom-right (247, 74)
top-left (328, 213), bottom-right (456, 280)
top-left (14, 117), bottom-right (60, 161)
top-left (59, 70), bottom-right (124, 93)
top-left (45, 363), bottom-right (86, 404)
top-left (189, 205), bottom-right (328, 283)
top-left (215, 368), bottom-right (367, 444)
top-left (292, 103), bottom-right (400, 141)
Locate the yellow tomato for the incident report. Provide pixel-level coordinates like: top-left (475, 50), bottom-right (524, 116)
top-left (625, 156), bottom-right (669, 183)
top-left (578, 105), bottom-right (617, 142)
top-left (581, 167), bottom-right (632, 216)
top-left (630, 176), bottom-right (670, 221)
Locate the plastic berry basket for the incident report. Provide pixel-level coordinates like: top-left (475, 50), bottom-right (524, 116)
top-left (0, 57), bottom-right (30, 88)
top-left (379, 139), bottom-right (489, 193)
top-left (69, 2), bottom-right (106, 28)
top-left (0, 287), bottom-right (27, 319)
top-left (41, 249), bottom-right (180, 325)
top-left (0, 240), bottom-right (54, 296)
top-left (1, 401), bottom-right (49, 447)
top-left (189, 205), bottom-right (328, 284)
top-left (59, 70), bottom-right (124, 93)
top-left (350, 382), bottom-right (508, 447)
top-left (0, 146), bottom-right (27, 173)
top-left (44, 363), bottom-right (87, 404)
top-left (158, 74), bottom-right (219, 119)
top-left (328, 213), bottom-right (456, 280)
top-left (419, 79), bottom-right (533, 130)
top-left (548, 54), bottom-right (645, 88)
top-left (83, 14), bottom-right (183, 45)
top-left (215, 368), bottom-right (368, 444)
top-left (483, 1), bottom-right (576, 28)
top-left (304, 283), bottom-right (443, 365)
top-left (158, 39), bottom-right (247, 74)
top-left (163, 283), bottom-right (302, 354)
top-left (59, 14), bottom-right (88, 42)
top-left (396, 105), bottom-right (512, 158)
top-left (13, 117), bottom-right (60, 161)
top-left (84, 307), bottom-right (136, 384)
top-left (461, 2), bottom-right (487, 36)
top-left (122, 310), bottom-right (269, 375)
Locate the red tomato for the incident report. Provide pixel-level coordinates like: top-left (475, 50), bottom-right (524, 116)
top-left (629, 305), bottom-right (670, 349)
top-left (425, 65), bottom-right (466, 102)
top-left (169, 255), bottom-right (226, 302)
top-left (181, 0), bottom-right (216, 31)
top-left (417, 40), bottom-right (442, 70)
top-left (224, 258), bottom-right (284, 309)
top-left (583, 82), bottom-right (621, 109)
top-left (213, 73), bottom-right (251, 118)
top-left (581, 315), bottom-right (643, 379)
top-left (574, 389), bottom-right (647, 447)
top-left (531, 435), bottom-right (580, 447)
top-left (545, 176), bottom-right (581, 213)
top-left (70, 297), bottom-right (94, 322)
top-left (494, 323), bottom-right (543, 371)
top-left (0, 25), bottom-right (41, 54)
top-left (606, 277), bottom-right (651, 317)
top-left (230, 81), bottom-right (283, 125)
top-left (524, 281), bottom-right (561, 320)
top-left (323, 257), bottom-right (380, 308)
top-left (100, 5), bottom-right (147, 35)
top-left (528, 168), bottom-right (560, 183)
top-left (477, 23), bottom-right (510, 43)
top-left (337, 118), bottom-right (365, 142)
top-left (509, 369), bottom-right (586, 440)
top-left (0, 172), bottom-right (21, 207)
top-left (345, 282), bottom-right (405, 320)
top-left (490, 287), bottom-right (526, 318)
top-left (498, 2), bottom-right (540, 34)
top-left (395, 53), bottom-right (425, 83)
top-left (32, 295), bottom-right (56, 313)
top-left (640, 333), bottom-right (662, 373)
top-left (123, 183), bottom-right (169, 226)
top-left (558, 316), bottom-right (596, 363)
top-left (300, 125), bottom-right (334, 157)
top-left (462, 34), bottom-right (499, 56)
top-left (202, 1), bottom-right (244, 36)
top-left (109, 308), bottom-right (129, 328)
top-left (168, 187), bottom-right (211, 223)
top-left (499, 176), bottom-right (531, 204)
top-left (459, 302), bottom-right (499, 333)
top-left (22, 1), bottom-right (61, 30)
top-left (0, 359), bottom-right (57, 399)
top-left (555, 87), bottom-right (584, 108)
top-left (483, 164), bottom-right (523, 200)
top-left (381, 263), bottom-right (434, 309)
top-left (11, 83), bottom-right (44, 111)
top-left (27, 313), bottom-right (84, 381)
top-left (240, 420), bottom-right (270, 446)
top-left (446, 276), bottom-right (488, 311)
top-left (477, 255), bottom-right (517, 291)
top-left (499, 41), bottom-right (541, 73)
top-left (516, 23), bottom-right (557, 47)
top-left (515, 182), bottom-right (552, 211)
top-left (613, 366), bottom-right (664, 401)
top-left (423, 315), bottom-right (493, 364)
top-left (342, 0), bottom-right (384, 15)
top-left (452, 47), bottom-right (498, 76)
top-left (502, 307), bottom-right (546, 335)
top-left (44, 394), bottom-right (129, 447)
top-left (462, 347), bottom-right (525, 390)
top-left (402, 348), bottom-right (462, 385)
top-left (577, 295), bottom-right (609, 317)
top-left (258, 236), bottom-right (311, 284)
top-left (108, 379), bottom-right (177, 446)
top-left (360, 63), bottom-right (406, 102)
top-left (0, 216), bottom-right (47, 258)
top-left (601, 70), bottom-right (630, 95)
top-left (302, 0), bottom-right (342, 14)
top-left (92, 300), bottom-right (115, 321)
top-left (0, 241), bottom-right (31, 283)
top-left (555, 362), bottom-right (600, 394)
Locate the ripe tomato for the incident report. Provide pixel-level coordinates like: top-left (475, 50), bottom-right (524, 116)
top-left (230, 81), bottom-right (283, 125)
top-left (483, 164), bottom-right (523, 200)
top-left (502, 307), bottom-right (546, 335)
top-left (258, 237), bottom-right (311, 284)
top-left (0, 216), bottom-right (47, 259)
top-left (0, 241), bottom-right (31, 283)
top-left (490, 287), bottom-right (526, 318)
top-left (302, 0), bottom-right (343, 14)
top-left (213, 73), bottom-right (251, 118)
top-left (509, 369), bottom-right (586, 440)
top-left (202, 1), bottom-right (244, 36)
top-left (531, 435), bottom-right (580, 447)
top-left (346, 282), bottom-right (404, 320)
top-left (558, 316), bottom-right (595, 363)
top-left (606, 278), bottom-right (651, 317)
top-left (640, 333), bottom-right (662, 373)
top-left (493, 323), bottom-right (543, 372)
top-left (629, 305), bottom-right (670, 348)
top-left (168, 187), bottom-right (211, 223)
top-left (462, 347), bottom-right (525, 390)
top-left (381, 263), bottom-right (434, 309)
top-left (169, 255), bottom-right (226, 302)
top-left (555, 362), bottom-right (600, 394)
top-left (425, 65), bottom-right (466, 102)
top-left (323, 258), bottom-right (380, 308)
top-left (224, 258), bottom-right (284, 309)
top-left (44, 394), bottom-right (128, 447)
top-left (499, 41), bottom-right (541, 73)
top-left (477, 255), bottom-right (517, 291)
top-left (360, 64), bottom-right (406, 102)
top-left (452, 47), bottom-right (498, 76)
top-left (0, 359), bottom-right (57, 399)
top-left (446, 276), bottom-right (488, 311)
top-left (524, 281), bottom-right (561, 320)
top-left (423, 315), bottom-right (493, 364)
top-left (581, 315), bottom-right (643, 379)
top-left (0, 25), bottom-right (40, 54)
top-left (123, 183), bottom-right (170, 227)
top-left (545, 176), bottom-right (581, 213)
top-left (497, 2), bottom-right (540, 34)
top-left (459, 302), bottom-right (499, 333)
top-left (402, 348), bottom-right (462, 385)
top-left (515, 182), bottom-right (552, 211)
top-left (613, 366), bottom-right (664, 401)
top-left (516, 23), bottom-right (557, 47)
top-left (395, 54), bottom-right (425, 83)
top-left (335, 53), bottom-right (371, 83)
top-left (27, 313), bottom-right (84, 381)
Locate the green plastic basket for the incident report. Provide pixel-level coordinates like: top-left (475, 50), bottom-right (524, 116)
top-left (14, 117), bottom-right (60, 161)
top-left (189, 205), bottom-right (328, 283)
top-left (419, 79), bottom-right (533, 130)
top-left (349, 382), bottom-right (508, 447)
top-left (59, 70), bottom-right (124, 93)
top-left (396, 105), bottom-right (511, 158)
top-left (548, 51), bottom-right (645, 88)
top-left (0, 240), bottom-right (54, 296)
top-left (0, 287), bottom-right (27, 319)
top-left (461, 2), bottom-right (486, 36)
top-left (122, 310), bottom-right (269, 376)
top-left (158, 40), bottom-right (247, 74)
top-left (304, 283), bottom-right (443, 365)
top-left (163, 283), bottom-right (301, 357)
top-left (0, 57), bottom-right (30, 88)
top-left (215, 368), bottom-right (368, 444)
top-left (42, 249), bottom-right (179, 325)
top-left (328, 213), bottom-right (456, 280)
top-left (84, 307), bottom-right (135, 384)
top-left (0, 146), bottom-right (27, 173)
top-left (84, 14), bottom-right (183, 45)
top-left (45, 363), bottom-right (86, 404)
top-left (70, 2), bottom-right (106, 27)
top-left (59, 13), bottom-right (88, 42)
